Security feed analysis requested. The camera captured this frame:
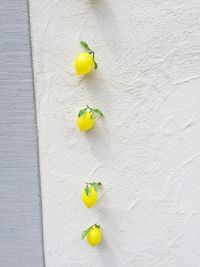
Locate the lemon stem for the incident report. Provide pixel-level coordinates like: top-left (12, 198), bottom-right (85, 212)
top-left (89, 224), bottom-right (100, 229)
top-left (85, 182), bottom-right (102, 186)
top-left (89, 51), bottom-right (98, 69)
top-left (85, 182), bottom-right (94, 185)
top-left (86, 105), bottom-right (96, 119)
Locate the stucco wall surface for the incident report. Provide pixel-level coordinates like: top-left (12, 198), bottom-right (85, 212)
top-left (29, 1), bottom-right (200, 266)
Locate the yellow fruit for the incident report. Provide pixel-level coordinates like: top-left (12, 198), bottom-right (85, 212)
top-left (87, 226), bottom-right (102, 247)
top-left (74, 52), bottom-right (94, 75)
top-left (82, 186), bottom-right (98, 208)
top-left (77, 111), bottom-right (95, 131)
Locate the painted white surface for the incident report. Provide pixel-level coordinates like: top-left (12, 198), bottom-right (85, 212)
top-left (29, 1), bottom-right (200, 266)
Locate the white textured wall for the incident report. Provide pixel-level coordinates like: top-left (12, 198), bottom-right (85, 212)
top-left (29, 1), bottom-right (200, 266)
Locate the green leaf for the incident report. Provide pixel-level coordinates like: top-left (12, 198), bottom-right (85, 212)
top-left (90, 52), bottom-right (98, 70)
top-left (90, 113), bottom-right (96, 120)
top-left (93, 183), bottom-right (98, 192)
top-left (78, 108), bottom-right (87, 118)
top-left (82, 228), bottom-right (90, 239)
top-left (94, 224), bottom-right (100, 229)
top-left (97, 182), bottom-right (102, 189)
top-left (94, 61), bottom-right (98, 69)
top-left (92, 182), bottom-right (102, 192)
top-left (93, 109), bottom-right (104, 117)
top-left (80, 41), bottom-right (89, 49)
top-left (80, 41), bottom-right (93, 53)
top-left (85, 185), bottom-right (91, 196)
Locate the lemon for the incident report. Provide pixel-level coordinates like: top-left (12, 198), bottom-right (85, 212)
top-left (74, 52), bottom-right (94, 76)
top-left (82, 224), bottom-right (102, 247)
top-left (87, 225), bottom-right (102, 247)
top-left (77, 111), bottom-right (95, 131)
top-left (77, 106), bottom-right (103, 132)
top-left (82, 185), bottom-right (98, 208)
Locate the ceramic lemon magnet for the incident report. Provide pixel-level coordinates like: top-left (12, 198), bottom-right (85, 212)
top-left (77, 105), bottom-right (103, 131)
top-left (82, 224), bottom-right (102, 247)
top-left (74, 41), bottom-right (98, 76)
top-left (82, 182), bottom-right (102, 208)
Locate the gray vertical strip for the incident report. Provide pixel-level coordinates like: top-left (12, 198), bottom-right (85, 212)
top-left (0, 1), bottom-right (44, 266)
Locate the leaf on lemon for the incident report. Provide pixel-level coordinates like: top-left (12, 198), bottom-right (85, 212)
top-left (92, 182), bottom-right (102, 192)
top-left (90, 52), bottom-right (98, 70)
top-left (85, 185), bottom-right (91, 196)
top-left (93, 109), bottom-right (103, 117)
top-left (90, 113), bottom-right (96, 120)
top-left (80, 41), bottom-right (92, 52)
top-left (94, 60), bottom-right (98, 69)
top-left (78, 108), bottom-right (87, 117)
top-left (82, 228), bottom-right (90, 239)
top-left (94, 224), bottom-right (100, 229)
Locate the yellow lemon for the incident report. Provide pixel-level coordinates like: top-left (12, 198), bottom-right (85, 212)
top-left (74, 52), bottom-right (94, 75)
top-left (77, 111), bottom-right (95, 131)
top-left (87, 226), bottom-right (102, 247)
top-left (82, 186), bottom-right (98, 208)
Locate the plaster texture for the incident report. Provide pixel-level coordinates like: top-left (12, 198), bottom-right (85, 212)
top-left (29, 0), bottom-right (200, 266)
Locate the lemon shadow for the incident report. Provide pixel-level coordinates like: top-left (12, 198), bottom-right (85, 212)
top-left (88, 0), bottom-right (122, 51)
top-left (97, 238), bottom-right (118, 267)
top-left (97, 192), bottom-right (120, 229)
top-left (96, 193), bottom-right (120, 267)
top-left (85, 71), bottom-right (112, 107)
top-left (85, 123), bottom-right (111, 161)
